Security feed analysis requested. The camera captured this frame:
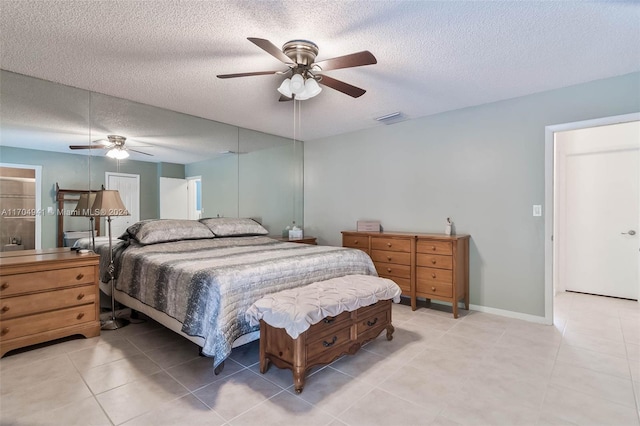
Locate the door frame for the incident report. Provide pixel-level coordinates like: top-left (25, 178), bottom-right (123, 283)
top-left (0, 163), bottom-right (42, 249)
top-left (105, 171), bottom-right (140, 236)
top-left (544, 112), bottom-right (640, 324)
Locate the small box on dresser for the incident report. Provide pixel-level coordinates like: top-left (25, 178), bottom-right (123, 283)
top-left (0, 248), bottom-right (101, 357)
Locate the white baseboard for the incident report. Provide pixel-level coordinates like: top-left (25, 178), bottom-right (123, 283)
top-left (426, 299), bottom-right (549, 325)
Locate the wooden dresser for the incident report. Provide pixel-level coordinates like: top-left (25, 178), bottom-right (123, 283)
top-left (0, 248), bottom-right (101, 357)
top-left (342, 231), bottom-right (470, 318)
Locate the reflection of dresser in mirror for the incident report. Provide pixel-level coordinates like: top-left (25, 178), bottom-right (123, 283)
top-left (0, 166), bottom-right (37, 251)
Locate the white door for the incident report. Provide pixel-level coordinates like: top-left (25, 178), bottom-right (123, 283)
top-left (557, 121), bottom-right (639, 299)
top-left (105, 172), bottom-right (140, 237)
top-left (160, 177), bottom-right (188, 219)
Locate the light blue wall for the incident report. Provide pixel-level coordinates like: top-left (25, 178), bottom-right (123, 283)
top-left (304, 72), bottom-right (640, 317)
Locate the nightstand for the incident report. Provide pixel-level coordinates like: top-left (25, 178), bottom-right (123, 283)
top-left (270, 236), bottom-right (318, 245)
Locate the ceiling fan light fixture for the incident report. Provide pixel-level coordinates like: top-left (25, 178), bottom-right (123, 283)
top-left (106, 147), bottom-right (129, 160)
top-left (289, 74), bottom-right (305, 95)
top-left (277, 78), bottom-right (293, 98)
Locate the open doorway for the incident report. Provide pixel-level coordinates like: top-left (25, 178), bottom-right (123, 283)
top-left (545, 113), bottom-right (640, 323)
top-left (0, 163), bottom-right (42, 250)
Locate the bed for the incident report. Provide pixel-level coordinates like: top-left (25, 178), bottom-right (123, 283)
top-left (76, 218), bottom-right (377, 369)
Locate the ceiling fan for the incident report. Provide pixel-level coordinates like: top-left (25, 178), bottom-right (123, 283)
top-left (217, 38), bottom-right (377, 100)
top-left (69, 135), bottom-right (153, 159)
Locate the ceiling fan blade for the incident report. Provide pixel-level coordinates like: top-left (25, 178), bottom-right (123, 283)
top-left (128, 148), bottom-right (153, 156)
top-left (318, 75), bottom-right (367, 98)
top-left (217, 70), bottom-right (281, 79)
top-left (247, 37), bottom-right (293, 64)
top-left (279, 95), bottom-right (292, 102)
top-left (313, 51), bottom-right (377, 71)
top-left (69, 145), bottom-right (106, 150)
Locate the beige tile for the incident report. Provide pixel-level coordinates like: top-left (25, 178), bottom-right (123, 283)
top-left (123, 394), bottom-right (225, 426)
top-left (561, 329), bottom-right (627, 357)
top-left (228, 339), bottom-right (260, 367)
top-left (476, 347), bottom-right (555, 383)
top-left (556, 344), bottom-right (631, 379)
top-left (0, 354), bottom-right (77, 391)
top-left (550, 361), bottom-right (636, 407)
top-left (404, 309), bottom-right (460, 332)
top-left (338, 388), bottom-right (439, 426)
top-left (0, 371), bottom-right (92, 420)
top-left (429, 332), bottom-right (494, 358)
top-left (541, 384), bottom-right (639, 426)
top-left (495, 333), bottom-right (561, 361)
top-left (329, 345), bottom-right (404, 386)
top-left (194, 369), bottom-right (284, 420)
top-left (464, 374), bottom-right (548, 410)
top-left (627, 342), bottom-right (640, 361)
top-left (82, 352), bottom-right (162, 394)
top-left (564, 321), bottom-right (624, 342)
top-left (376, 365), bottom-right (458, 412)
top-left (286, 366), bottom-right (373, 414)
top-left (229, 390), bottom-right (335, 426)
top-left (439, 391), bottom-right (540, 426)
top-left (68, 337), bottom-right (144, 371)
top-left (446, 321), bottom-right (505, 344)
top-left (462, 311), bottom-right (513, 330)
top-left (13, 396), bottom-right (111, 426)
top-left (407, 346), bottom-right (481, 378)
top-left (0, 340), bottom-right (70, 372)
top-left (166, 356), bottom-right (245, 391)
top-left (358, 325), bottom-right (428, 361)
top-left (96, 371), bottom-right (189, 425)
top-left (127, 327), bottom-right (192, 353)
top-left (144, 339), bottom-right (202, 369)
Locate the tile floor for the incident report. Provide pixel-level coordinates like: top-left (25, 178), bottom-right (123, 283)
top-left (1, 292), bottom-right (638, 425)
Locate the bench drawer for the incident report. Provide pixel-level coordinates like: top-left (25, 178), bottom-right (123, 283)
top-left (306, 324), bottom-right (352, 359)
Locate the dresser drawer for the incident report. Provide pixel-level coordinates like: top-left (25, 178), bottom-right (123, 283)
top-left (416, 253), bottom-right (453, 270)
top-left (371, 237), bottom-right (411, 253)
top-left (307, 311), bottom-right (351, 337)
top-left (416, 240), bottom-right (452, 255)
top-left (385, 276), bottom-right (410, 295)
top-left (416, 281), bottom-right (453, 298)
top-left (370, 250), bottom-right (410, 266)
top-left (306, 324), bottom-right (352, 359)
top-left (0, 304), bottom-right (96, 341)
top-left (375, 262), bottom-right (411, 279)
top-left (342, 235), bottom-right (369, 251)
top-left (0, 284), bottom-right (96, 320)
top-left (356, 308), bottom-right (390, 340)
top-left (416, 266), bottom-right (453, 284)
top-left (0, 266), bottom-right (96, 297)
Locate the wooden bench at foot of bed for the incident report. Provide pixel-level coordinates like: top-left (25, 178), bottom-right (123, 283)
top-left (246, 275), bottom-right (401, 393)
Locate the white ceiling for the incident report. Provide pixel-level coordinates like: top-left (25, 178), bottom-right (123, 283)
top-left (1, 0), bottom-right (639, 164)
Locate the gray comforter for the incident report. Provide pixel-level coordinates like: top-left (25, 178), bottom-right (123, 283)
top-left (95, 236), bottom-right (377, 367)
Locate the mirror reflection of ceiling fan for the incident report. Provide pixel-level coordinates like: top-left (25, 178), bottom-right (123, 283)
top-left (217, 38), bottom-right (377, 101)
top-left (69, 135), bottom-right (153, 159)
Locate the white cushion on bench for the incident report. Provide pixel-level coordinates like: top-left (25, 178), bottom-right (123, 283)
top-left (246, 274), bottom-right (402, 339)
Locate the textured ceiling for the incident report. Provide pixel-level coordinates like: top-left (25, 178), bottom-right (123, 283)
top-left (1, 0), bottom-right (639, 163)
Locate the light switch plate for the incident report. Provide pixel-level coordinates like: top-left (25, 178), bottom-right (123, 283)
top-left (533, 205), bottom-right (542, 217)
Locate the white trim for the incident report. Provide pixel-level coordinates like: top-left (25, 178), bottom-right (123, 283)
top-left (0, 162), bottom-right (42, 249)
top-left (468, 303), bottom-right (548, 325)
top-left (544, 112), bottom-right (640, 323)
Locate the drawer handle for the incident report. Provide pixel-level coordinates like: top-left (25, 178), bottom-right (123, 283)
top-left (0, 283), bottom-right (8, 290)
top-left (387, 268), bottom-right (392, 273)
top-left (323, 336), bottom-right (338, 347)
top-left (354, 240), bottom-right (359, 244)
top-left (431, 246), bottom-right (436, 251)
top-left (1, 305), bottom-right (9, 313)
top-left (431, 273), bottom-right (436, 278)
top-left (1, 327), bottom-right (9, 336)
top-left (387, 242), bottom-right (392, 247)
top-left (77, 293), bottom-right (85, 300)
top-left (76, 273), bottom-right (84, 280)
top-left (431, 259), bottom-right (437, 264)
top-left (76, 313), bottom-right (85, 320)
top-left (431, 286), bottom-right (436, 291)
top-left (387, 256), bottom-right (392, 261)
top-left (323, 317), bottom-right (335, 324)
top-left (366, 317), bottom-right (378, 327)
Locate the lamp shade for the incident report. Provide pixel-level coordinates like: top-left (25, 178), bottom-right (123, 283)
top-left (72, 193), bottom-right (97, 216)
top-left (296, 78), bottom-right (322, 100)
top-left (91, 190), bottom-right (130, 217)
top-left (106, 148), bottom-right (129, 160)
top-left (277, 78), bottom-right (293, 98)
top-left (290, 74), bottom-right (305, 95)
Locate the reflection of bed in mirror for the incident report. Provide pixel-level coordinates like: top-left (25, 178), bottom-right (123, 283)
top-left (75, 218), bottom-right (377, 371)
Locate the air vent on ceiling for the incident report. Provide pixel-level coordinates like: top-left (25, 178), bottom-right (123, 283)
top-left (374, 112), bottom-right (406, 125)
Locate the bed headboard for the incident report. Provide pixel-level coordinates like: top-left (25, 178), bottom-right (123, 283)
top-left (55, 183), bottom-right (103, 247)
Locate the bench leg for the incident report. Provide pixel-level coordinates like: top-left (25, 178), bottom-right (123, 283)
top-left (260, 356), bottom-right (271, 374)
top-left (293, 367), bottom-right (305, 394)
top-left (386, 324), bottom-right (395, 341)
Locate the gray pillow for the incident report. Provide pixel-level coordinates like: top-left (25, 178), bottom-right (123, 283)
top-left (125, 219), bottom-right (214, 245)
top-left (199, 217), bottom-right (268, 237)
